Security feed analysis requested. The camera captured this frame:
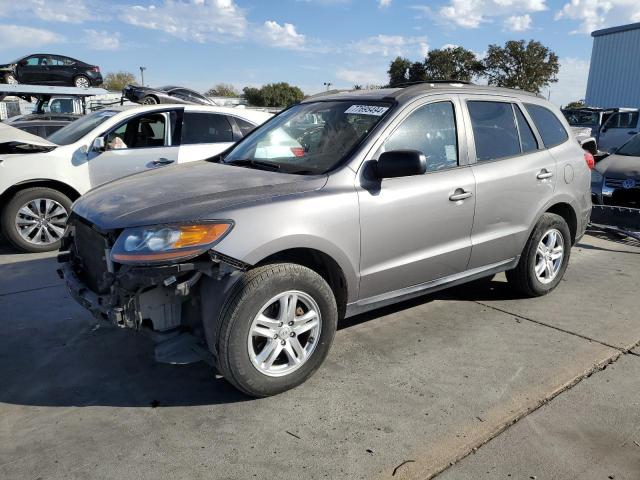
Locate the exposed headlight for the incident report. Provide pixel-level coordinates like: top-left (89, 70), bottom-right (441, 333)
top-left (591, 170), bottom-right (603, 184)
top-left (111, 222), bottom-right (232, 265)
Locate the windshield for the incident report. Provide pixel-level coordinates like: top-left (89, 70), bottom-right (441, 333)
top-left (47, 110), bottom-right (118, 145)
top-left (563, 110), bottom-right (599, 127)
top-left (616, 134), bottom-right (640, 157)
top-left (223, 101), bottom-right (392, 174)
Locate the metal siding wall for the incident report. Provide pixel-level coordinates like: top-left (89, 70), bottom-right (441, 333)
top-left (585, 28), bottom-right (640, 108)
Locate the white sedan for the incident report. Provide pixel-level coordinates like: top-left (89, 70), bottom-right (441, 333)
top-left (0, 104), bottom-right (272, 252)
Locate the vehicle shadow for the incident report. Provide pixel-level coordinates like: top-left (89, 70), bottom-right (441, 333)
top-left (0, 250), bottom-right (514, 409)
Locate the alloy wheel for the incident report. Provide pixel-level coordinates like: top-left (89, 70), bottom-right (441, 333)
top-left (248, 290), bottom-right (322, 377)
top-left (534, 228), bottom-right (564, 284)
top-left (75, 76), bottom-right (90, 88)
top-left (6, 74), bottom-right (18, 84)
top-left (14, 198), bottom-right (69, 246)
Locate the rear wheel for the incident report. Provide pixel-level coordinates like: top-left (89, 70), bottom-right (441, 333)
top-left (506, 213), bottom-right (571, 297)
top-left (74, 75), bottom-right (90, 88)
top-left (4, 73), bottom-right (18, 84)
top-left (1, 187), bottom-right (72, 253)
top-left (213, 263), bottom-right (338, 397)
top-left (142, 95), bottom-right (158, 105)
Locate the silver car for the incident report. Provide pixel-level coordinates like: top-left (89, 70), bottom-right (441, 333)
top-left (59, 83), bottom-right (592, 397)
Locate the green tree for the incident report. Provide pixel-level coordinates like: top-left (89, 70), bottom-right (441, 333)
top-left (242, 83), bottom-right (304, 107)
top-left (205, 83), bottom-right (239, 97)
top-left (424, 47), bottom-right (484, 82)
top-left (564, 99), bottom-right (586, 109)
top-left (483, 40), bottom-right (559, 94)
top-left (387, 56), bottom-right (411, 87)
top-left (103, 71), bottom-right (137, 91)
top-left (408, 61), bottom-right (427, 82)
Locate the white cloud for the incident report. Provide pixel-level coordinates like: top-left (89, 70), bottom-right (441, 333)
top-left (0, 24), bottom-right (65, 50)
top-left (545, 57), bottom-right (590, 107)
top-left (0, 0), bottom-right (93, 23)
top-left (350, 35), bottom-right (429, 57)
top-left (441, 43), bottom-right (460, 49)
top-left (436, 0), bottom-right (546, 28)
top-left (83, 29), bottom-right (121, 50)
top-left (120, 0), bottom-right (247, 43)
top-left (504, 13), bottom-right (532, 31)
top-left (336, 67), bottom-right (387, 86)
top-left (259, 20), bottom-right (306, 50)
top-left (555, 0), bottom-right (640, 34)
top-left (379, 0), bottom-right (392, 7)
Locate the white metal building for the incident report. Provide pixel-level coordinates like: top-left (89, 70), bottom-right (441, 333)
top-left (585, 22), bottom-right (640, 108)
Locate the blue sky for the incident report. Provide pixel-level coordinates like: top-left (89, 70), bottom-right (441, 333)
top-left (1, 0), bottom-right (639, 106)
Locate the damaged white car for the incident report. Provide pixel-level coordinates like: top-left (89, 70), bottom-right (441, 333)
top-left (0, 105), bottom-right (271, 252)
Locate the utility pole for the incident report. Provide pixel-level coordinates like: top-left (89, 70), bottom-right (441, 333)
top-left (140, 66), bottom-right (147, 86)
top-left (323, 82), bottom-right (332, 91)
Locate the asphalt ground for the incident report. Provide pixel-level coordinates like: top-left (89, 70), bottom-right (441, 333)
top-left (1, 232), bottom-right (638, 480)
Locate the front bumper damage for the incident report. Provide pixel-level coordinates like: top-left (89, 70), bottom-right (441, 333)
top-left (57, 226), bottom-right (249, 364)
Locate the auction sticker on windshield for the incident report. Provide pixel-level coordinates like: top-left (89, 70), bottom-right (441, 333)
top-left (344, 105), bottom-right (389, 116)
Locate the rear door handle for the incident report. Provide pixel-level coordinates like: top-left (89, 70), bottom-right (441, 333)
top-left (152, 158), bottom-right (174, 166)
top-left (537, 169), bottom-right (553, 180)
top-left (449, 189), bottom-right (473, 201)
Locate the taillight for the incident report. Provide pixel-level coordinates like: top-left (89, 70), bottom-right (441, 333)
top-left (290, 147), bottom-right (305, 157)
top-left (584, 151), bottom-right (595, 170)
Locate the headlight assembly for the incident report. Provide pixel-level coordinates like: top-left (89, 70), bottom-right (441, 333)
top-left (111, 222), bottom-right (232, 265)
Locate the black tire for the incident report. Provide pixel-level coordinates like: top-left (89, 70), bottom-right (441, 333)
top-left (213, 263), bottom-right (338, 397)
top-left (506, 213), bottom-right (571, 297)
top-left (1, 187), bottom-right (72, 253)
top-left (74, 75), bottom-right (90, 88)
top-left (142, 95), bottom-right (158, 105)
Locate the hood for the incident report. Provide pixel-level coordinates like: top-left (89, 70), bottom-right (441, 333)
top-left (0, 123), bottom-right (57, 153)
top-left (595, 154), bottom-right (640, 179)
top-left (570, 126), bottom-right (594, 141)
top-left (73, 160), bottom-right (328, 230)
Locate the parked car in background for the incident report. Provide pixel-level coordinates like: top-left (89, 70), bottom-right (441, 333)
top-left (0, 105), bottom-right (271, 252)
top-left (122, 84), bottom-right (215, 106)
top-left (58, 83), bottom-right (591, 397)
top-left (596, 108), bottom-right (640, 153)
top-left (3, 113), bottom-right (81, 137)
top-left (562, 107), bottom-right (608, 138)
top-left (591, 133), bottom-right (640, 208)
top-left (0, 54), bottom-right (102, 87)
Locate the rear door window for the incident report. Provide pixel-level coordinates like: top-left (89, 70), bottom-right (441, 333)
top-left (524, 103), bottom-right (569, 147)
top-left (234, 117), bottom-right (256, 137)
top-left (383, 101), bottom-right (458, 172)
top-left (604, 111), bottom-right (639, 129)
top-left (467, 101), bottom-right (521, 162)
top-left (181, 112), bottom-right (233, 144)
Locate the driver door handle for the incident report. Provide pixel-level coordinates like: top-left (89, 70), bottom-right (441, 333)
top-left (449, 189), bottom-right (473, 201)
top-left (152, 158), bottom-right (174, 166)
top-left (537, 169), bottom-right (553, 180)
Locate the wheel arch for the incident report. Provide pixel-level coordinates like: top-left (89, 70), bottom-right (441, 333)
top-left (0, 179), bottom-right (81, 209)
top-left (545, 201), bottom-right (578, 244)
top-left (256, 247), bottom-right (349, 320)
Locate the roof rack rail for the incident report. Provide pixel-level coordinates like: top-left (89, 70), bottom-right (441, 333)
top-left (304, 89), bottom-right (348, 100)
top-left (393, 80), bottom-right (473, 88)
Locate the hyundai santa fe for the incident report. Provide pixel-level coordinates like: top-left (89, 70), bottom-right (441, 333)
top-left (59, 83), bottom-right (592, 397)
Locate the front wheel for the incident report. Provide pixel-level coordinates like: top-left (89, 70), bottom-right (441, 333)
top-left (506, 213), bottom-right (571, 297)
top-left (141, 95), bottom-right (158, 105)
top-left (4, 73), bottom-right (18, 84)
top-left (213, 264), bottom-right (338, 397)
top-left (1, 187), bottom-right (72, 253)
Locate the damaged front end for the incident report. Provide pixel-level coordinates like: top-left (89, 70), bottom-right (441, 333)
top-left (57, 215), bottom-right (248, 363)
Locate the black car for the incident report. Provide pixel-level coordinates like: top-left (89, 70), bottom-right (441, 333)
top-left (0, 54), bottom-right (103, 87)
top-left (591, 133), bottom-right (640, 208)
top-left (4, 113), bottom-right (81, 137)
top-left (122, 84), bottom-right (215, 106)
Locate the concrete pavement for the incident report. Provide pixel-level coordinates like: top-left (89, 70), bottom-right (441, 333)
top-left (0, 233), bottom-right (638, 480)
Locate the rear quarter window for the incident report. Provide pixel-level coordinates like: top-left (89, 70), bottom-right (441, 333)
top-left (524, 103), bottom-right (568, 148)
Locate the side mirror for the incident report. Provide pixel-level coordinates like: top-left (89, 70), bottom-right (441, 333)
top-left (375, 150), bottom-right (427, 179)
top-left (91, 136), bottom-right (106, 152)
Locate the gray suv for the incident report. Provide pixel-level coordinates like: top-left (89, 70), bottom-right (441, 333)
top-left (59, 83), bottom-right (592, 397)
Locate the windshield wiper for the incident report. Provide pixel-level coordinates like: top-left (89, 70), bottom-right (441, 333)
top-left (226, 159), bottom-right (281, 171)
